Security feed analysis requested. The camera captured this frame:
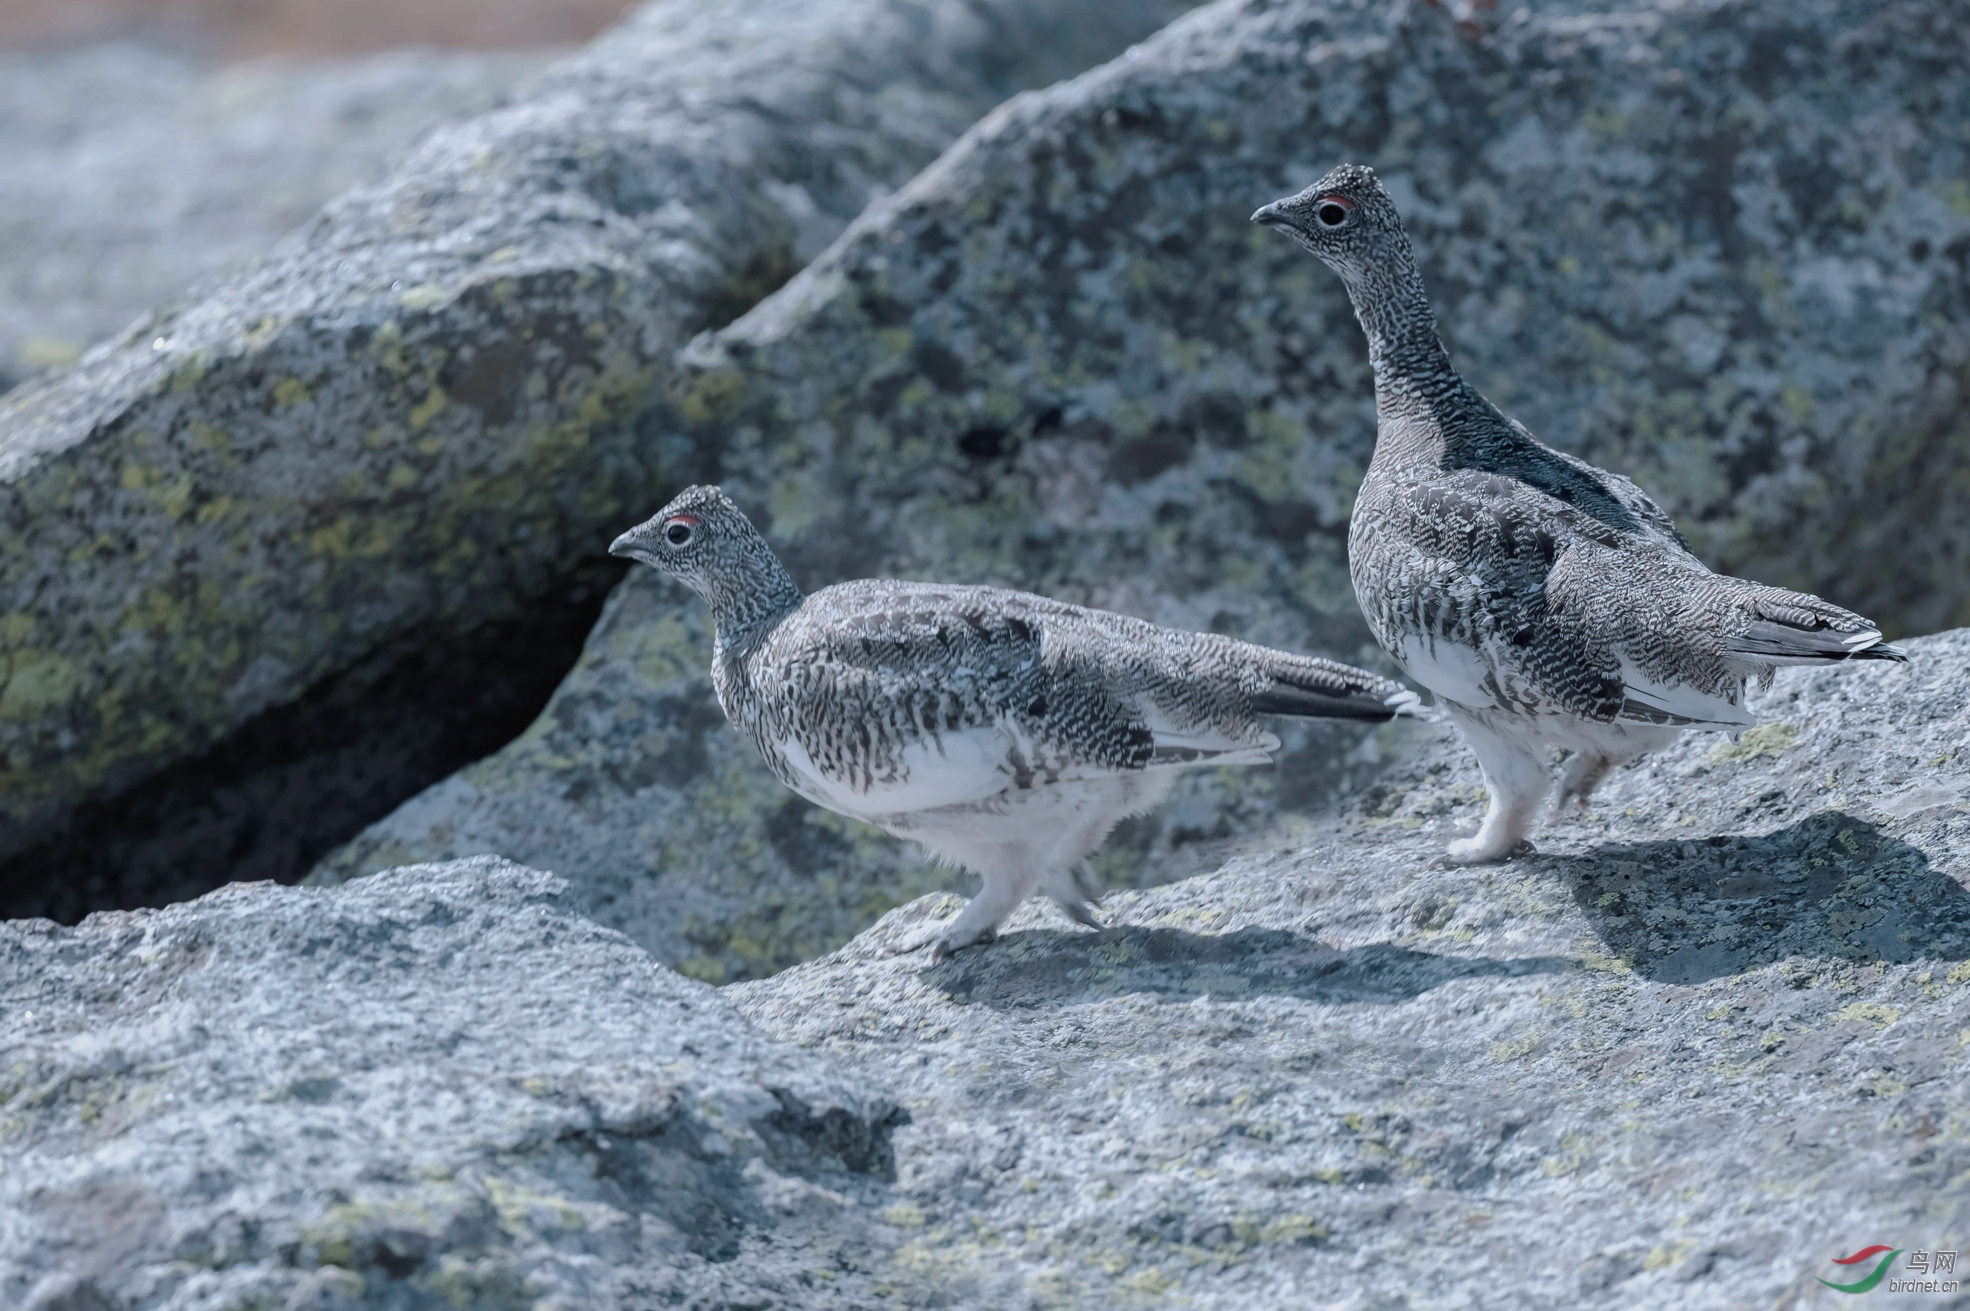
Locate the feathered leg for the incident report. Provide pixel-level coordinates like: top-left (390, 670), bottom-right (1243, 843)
top-left (1038, 773), bottom-right (1171, 930)
top-left (1043, 864), bottom-right (1104, 927)
top-left (1552, 752), bottom-right (1616, 816)
top-left (1553, 724), bottom-right (1681, 818)
top-left (926, 854), bottom-right (1044, 961)
top-left (1440, 704), bottom-right (1550, 865)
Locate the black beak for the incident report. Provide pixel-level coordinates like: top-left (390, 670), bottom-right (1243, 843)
top-left (1250, 200), bottom-right (1288, 227)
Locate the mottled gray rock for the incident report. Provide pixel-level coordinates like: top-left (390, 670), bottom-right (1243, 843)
top-left (323, 0), bottom-right (1970, 981)
top-left (9, 637), bottom-right (1967, 1307)
top-left (0, 857), bottom-right (907, 1310)
top-left (0, 0), bottom-right (1190, 860)
top-left (728, 628), bottom-right (1970, 1307)
top-left (0, 42), bottom-right (550, 395)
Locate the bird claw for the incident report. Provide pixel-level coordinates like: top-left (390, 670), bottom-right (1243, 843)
top-left (1439, 836), bottom-right (1537, 866)
top-left (1056, 900), bottom-right (1103, 930)
top-left (927, 926), bottom-right (997, 963)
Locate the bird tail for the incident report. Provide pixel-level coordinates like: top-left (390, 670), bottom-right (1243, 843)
top-left (1247, 650), bottom-right (1420, 721)
top-left (1723, 587), bottom-right (1908, 668)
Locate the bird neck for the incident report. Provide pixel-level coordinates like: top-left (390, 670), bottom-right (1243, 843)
top-left (702, 552), bottom-right (805, 660)
top-left (1338, 242), bottom-right (1465, 472)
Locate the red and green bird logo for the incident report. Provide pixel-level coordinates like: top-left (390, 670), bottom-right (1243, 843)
top-left (1818, 1246), bottom-right (1902, 1294)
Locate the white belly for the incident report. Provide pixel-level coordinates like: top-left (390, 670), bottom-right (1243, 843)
top-left (773, 728), bottom-right (1021, 822)
top-left (1394, 634), bottom-right (1497, 709)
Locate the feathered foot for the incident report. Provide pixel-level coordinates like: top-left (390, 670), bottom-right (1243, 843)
top-left (1044, 864), bottom-right (1105, 930)
top-left (1438, 705), bottom-right (1550, 865)
top-left (908, 865), bottom-right (1039, 962)
top-left (1551, 752), bottom-right (1615, 820)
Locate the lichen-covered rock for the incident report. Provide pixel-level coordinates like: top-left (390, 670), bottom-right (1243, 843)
top-left (10, 637), bottom-right (1967, 1307)
top-left (322, 0), bottom-right (1970, 980)
top-left (0, 857), bottom-right (908, 1310)
top-left (728, 629), bottom-right (1970, 1307)
top-left (0, 42), bottom-right (549, 394)
top-left (7, 630), bottom-right (1962, 1301)
top-left (0, 0), bottom-right (1190, 860)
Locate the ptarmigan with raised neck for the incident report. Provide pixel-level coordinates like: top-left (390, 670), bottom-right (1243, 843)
top-left (1253, 164), bottom-right (1905, 865)
top-left (611, 485), bottom-right (1417, 958)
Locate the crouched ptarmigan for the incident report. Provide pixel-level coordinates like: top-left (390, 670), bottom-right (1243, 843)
top-left (1253, 164), bottom-right (1906, 866)
top-left (610, 486), bottom-right (1418, 958)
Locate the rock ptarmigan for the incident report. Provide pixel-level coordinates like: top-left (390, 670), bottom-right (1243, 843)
top-left (1253, 164), bottom-right (1906, 865)
top-left (610, 485), bottom-right (1418, 957)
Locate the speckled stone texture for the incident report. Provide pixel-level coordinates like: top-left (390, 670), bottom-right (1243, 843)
top-left (321, 0), bottom-right (1970, 982)
top-left (10, 637), bottom-right (1966, 1308)
top-left (0, 857), bottom-right (908, 1310)
top-left (0, 0), bottom-right (1191, 861)
top-left (724, 628), bottom-right (1970, 1307)
top-left (0, 42), bottom-right (549, 395)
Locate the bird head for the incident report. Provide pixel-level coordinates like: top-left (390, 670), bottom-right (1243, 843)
top-left (609, 484), bottom-right (792, 614)
top-left (1250, 163), bottom-right (1404, 278)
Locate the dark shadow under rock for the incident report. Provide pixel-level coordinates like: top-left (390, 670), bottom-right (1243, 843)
top-left (1552, 813), bottom-right (1970, 984)
top-left (0, 561), bottom-right (619, 921)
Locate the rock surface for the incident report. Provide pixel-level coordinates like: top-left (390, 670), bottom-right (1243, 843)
top-left (323, 0), bottom-right (1970, 982)
top-left (0, 42), bottom-right (549, 395)
top-left (0, 857), bottom-right (908, 1310)
top-left (730, 627), bottom-right (1970, 1308)
top-left (0, 0), bottom-right (1190, 863)
top-left (10, 635), bottom-right (1967, 1307)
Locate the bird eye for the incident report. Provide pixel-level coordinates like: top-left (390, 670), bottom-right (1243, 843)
top-left (664, 521), bottom-right (694, 546)
top-left (1315, 200), bottom-right (1352, 229)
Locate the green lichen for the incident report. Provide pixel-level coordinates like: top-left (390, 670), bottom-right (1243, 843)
top-left (408, 384), bottom-right (449, 431)
top-left (1708, 722), bottom-right (1797, 764)
top-left (0, 650), bottom-right (81, 718)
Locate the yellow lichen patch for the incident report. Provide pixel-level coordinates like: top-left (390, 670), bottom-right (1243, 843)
top-left (883, 1202), bottom-right (926, 1229)
top-left (272, 377), bottom-right (313, 408)
top-left (1123, 1267), bottom-right (1177, 1296)
top-left (408, 384), bottom-right (449, 431)
top-left (1947, 961), bottom-right (1970, 986)
top-left (677, 369), bottom-right (746, 425)
top-left (195, 496), bottom-right (240, 526)
top-left (308, 519), bottom-right (355, 558)
top-left (675, 956), bottom-right (726, 984)
top-left (1540, 1133), bottom-right (1589, 1178)
top-left (187, 421), bottom-right (231, 457)
top-left (482, 1175), bottom-right (586, 1233)
top-left (371, 321), bottom-right (412, 378)
top-left (167, 354), bottom-right (209, 392)
top-left (1833, 1002), bottom-right (1901, 1030)
top-left (399, 284), bottom-right (450, 311)
top-left (1, 650), bottom-right (82, 718)
top-left (1490, 1032), bottom-right (1540, 1063)
top-left (1643, 1239), bottom-right (1699, 1272)
top-left (1708, 722), bottom-right (1797, 764)
top-left (626, 611), bottom-right (706, 689)
top-left (1260, 1215), bottom-right (1326, 1245)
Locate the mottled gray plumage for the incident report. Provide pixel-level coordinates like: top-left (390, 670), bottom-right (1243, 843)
top-left (1255, 164), bottom-right (1905, 864)
top-left (611, 485), bottom-right (1416, 956)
